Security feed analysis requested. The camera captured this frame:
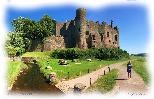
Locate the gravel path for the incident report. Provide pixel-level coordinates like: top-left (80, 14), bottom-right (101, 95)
top-left (56, 61), bottom-right (148, 94)
top-left (109, 64), bottom-right (148, 95)
top-left (55, 61), bottom-right (126, 94)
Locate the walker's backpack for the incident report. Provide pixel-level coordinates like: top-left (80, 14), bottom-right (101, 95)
top-left (127, 64), bottom-right (132, 72)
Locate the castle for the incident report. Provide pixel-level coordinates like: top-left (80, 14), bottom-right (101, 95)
top-left (43, 8), bottom-right (120, 51)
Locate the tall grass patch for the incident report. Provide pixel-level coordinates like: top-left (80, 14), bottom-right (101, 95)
top-left (132, 57), bottom-right (150, 85)
top-left (87, 69), bottom-right (118, 93)
top-left (8, 61), bottom-right (28, 87)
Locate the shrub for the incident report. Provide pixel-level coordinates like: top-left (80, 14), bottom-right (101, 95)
top-left (50, 48), bottom-right (129, 60)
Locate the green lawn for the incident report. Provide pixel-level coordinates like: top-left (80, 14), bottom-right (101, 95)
top-left (21, 51), bottom-right (52, 58)
top-left (38, 59), bottom-right (120, 80)
top-left (131, 57), bottom-right (150, 85)
top-left (7, 61), bottom-right (28, 87)
top-left (87, 69), bottom-right (118, 93)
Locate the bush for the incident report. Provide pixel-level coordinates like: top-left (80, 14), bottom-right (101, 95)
top-left (50, 48), bottom-right (129, 60)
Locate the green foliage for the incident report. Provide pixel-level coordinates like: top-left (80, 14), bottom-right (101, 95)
top-left (12, 15), bottom-right (55, 40)
top-left (51, 48), bottom-right (129, 60)
top-left (131, 57), bottom-right (150, 85)
top-left (6, 46), bottom-right (24, 57)
top-left (87, 69), bottom-right (118, 93)
top-left (38, 59), bottom-right (118, 80)
top-left (8, 61), bottom-right (28, 87)
top-left (6, 15), bottom-right (56, 55)
top-left (6, 32), bottom-right (25, 48)
top-left (12, 17), bottom-right (36, 39)
top-left (21, 51), bottom-right (52, 58)
top-left (5, 32), bottom-right (30, 56)
top-left (37, 15), bottom-right (56, 39)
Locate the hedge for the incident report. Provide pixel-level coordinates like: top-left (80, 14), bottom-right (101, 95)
top-left (50, 48), bottom-right (129, 60)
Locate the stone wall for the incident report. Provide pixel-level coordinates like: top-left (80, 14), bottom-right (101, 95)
top-left (56, 22), bottom-right (64, 36)
top-left (56, 20), bottom-right (76, 48)
top-left (50, 8), bottom-right (120, 51)
top-left (103, 24), bottom-right (120, 48)
top-left (86, 21), bottom-right (102, 48)
top-left (43, 35), bottom-right (65, 51)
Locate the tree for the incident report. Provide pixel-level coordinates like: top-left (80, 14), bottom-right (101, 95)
top-left (5, 32), bottom-right (30, 57)
top-left (12, 17), bottom-right (37, 40)
top-left (6, 45), bottom-right (24, 61)
top-left (36, 15), bottom-right (56, 39)
top-left (8, 15), bottom-right (56, 53)
top-left (12, 15), bottom-right (56, 45)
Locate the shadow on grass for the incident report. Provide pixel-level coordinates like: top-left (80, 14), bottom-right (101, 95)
top-left (114, 78), bottom-right (128, 80)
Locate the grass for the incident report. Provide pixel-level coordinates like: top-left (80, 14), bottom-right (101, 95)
top-left (7, 61), bottom-right (28, 87)
top-left (131, 57), bottom-right (150, 85)
top-left (21, 51), bottom-right (52, 58)
top-left (87, 69), bottom-right (118, 93)
top-left (38, 58), bottom-right (121, 80)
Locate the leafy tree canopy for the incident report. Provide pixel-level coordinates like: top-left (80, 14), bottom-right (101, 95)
top-left (5, 32), bottom-right (29, 57)
top-left (6, 15), bottom-right (56, 56)
top-left (37, 15), bottom-right (56, 39)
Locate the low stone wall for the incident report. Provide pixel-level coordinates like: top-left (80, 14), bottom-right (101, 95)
top-left (21, 57), bottom-right (35, 64)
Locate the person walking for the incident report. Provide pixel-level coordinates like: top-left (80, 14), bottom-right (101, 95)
top-left (127, 61), bottom-right (132, 79)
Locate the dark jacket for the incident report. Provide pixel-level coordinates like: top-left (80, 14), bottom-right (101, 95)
top-left (127, 63), bottom-right (132, 73)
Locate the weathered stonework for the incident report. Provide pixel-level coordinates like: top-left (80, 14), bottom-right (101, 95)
top-left (43, 35), bottom-right (65, 51)
top-left (43, 8), bottom-right (120, 51)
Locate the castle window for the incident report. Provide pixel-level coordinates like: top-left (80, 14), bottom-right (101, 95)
top-left (107, 32), bottom-right (109, 37)
top-left (109, 40), bottom-right (111, 43)
top-left (115, 35), bottom-right (118, 41)
top-left (86, 31), bottom-right (89, 35)
top-left (87, 25), bottom-right (90, 28)
top-left (101, 35), bottom-right (103, 41)
top-left (113, 42), bottom-right (114, 44)
top-left (92, 35), bottom-right (96, 40)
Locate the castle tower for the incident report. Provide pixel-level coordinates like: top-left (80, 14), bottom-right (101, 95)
top-left (75, 8), bottom-right (87, 49)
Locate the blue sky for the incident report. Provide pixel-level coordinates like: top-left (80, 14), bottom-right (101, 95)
top-left (6, 5), bottom-right (149, 54)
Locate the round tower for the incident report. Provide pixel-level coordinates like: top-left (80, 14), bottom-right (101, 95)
top-left (75, 8), bottom-right (87, 49)
top-left (75, 8), bottom-right (86, 21)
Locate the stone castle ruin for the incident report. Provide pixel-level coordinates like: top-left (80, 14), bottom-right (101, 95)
top-left (43, 8), bottom-right (120, 51)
